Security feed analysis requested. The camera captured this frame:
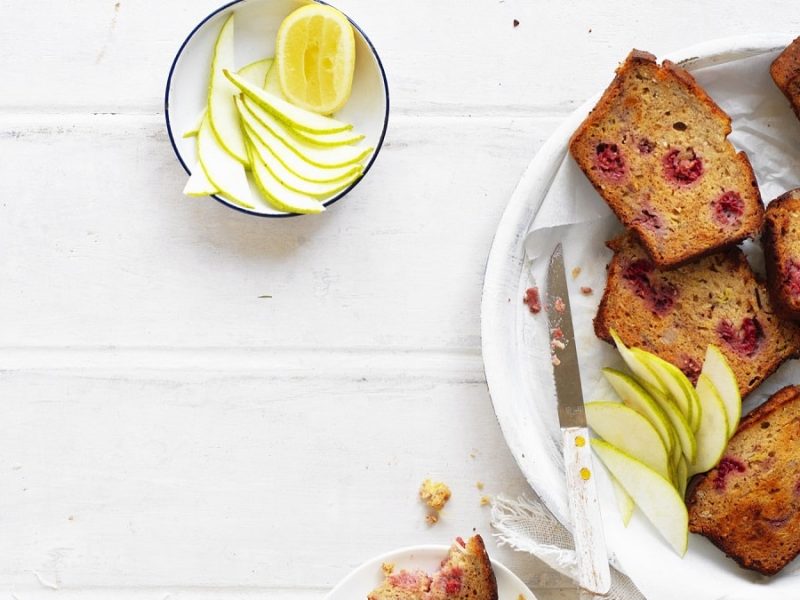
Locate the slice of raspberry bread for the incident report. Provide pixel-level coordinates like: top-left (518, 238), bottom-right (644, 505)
top-left (763, 189), bottom-right (800, 320)
top-left (570, 50), bottom-right (763, 268)
top-left (686, 385), bottom-right (800, 575)
top-left (594, 234), bottom-right (800, 397)
top-left (367, 536), bottom-right (498, 600)
top-left (771, 37), bottom-right (800, 120)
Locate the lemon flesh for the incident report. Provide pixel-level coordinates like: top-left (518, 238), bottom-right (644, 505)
top-left (275, 4), bottom-right (356, 115)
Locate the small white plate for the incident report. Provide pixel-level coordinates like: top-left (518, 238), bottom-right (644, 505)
top-left (327, 544), bottom-right (538, 600)
top-left (165, 0), bottom-right (389, 217)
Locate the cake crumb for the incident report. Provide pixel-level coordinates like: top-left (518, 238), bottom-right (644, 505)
top-left (553, 296), bottom-right (566, 313)
top-left (571, 266), bottom-right (582, 279)
top-left (518, 595), bottom-right (527, 600)
top-left (480, 495), bottom-right (491, 506)
top-left (381, 562), bottom-right (395, 576)
top-left (523, 287), bottom-right (541, 313)
top-left (551, 354), bottom-right (561, 366)
top-left (581, 286), bottom-right (593, 295)
top-left (425, 513), bottom-right (440, 525)
top-left (420, 479), bottom-right (451, 511)
top-left (476, 481), bottom-right (484, 490)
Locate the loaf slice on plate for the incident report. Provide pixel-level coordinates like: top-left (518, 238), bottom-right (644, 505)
top-left (594, 234), bottom-right (800, 397)
top-left (771, 37), bottom-right (800, 120)
top-left (763, 189), bottom-right (800, 320)
top-left (368, 535), bottom-right (498, 600)
top-left (687, 385), bottom-right (800, 575)
top-left (570, 50), bottom-right (763, 268)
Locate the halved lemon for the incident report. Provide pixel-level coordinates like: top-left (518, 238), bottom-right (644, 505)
top-left (275, 3), bottom-right (356, 115)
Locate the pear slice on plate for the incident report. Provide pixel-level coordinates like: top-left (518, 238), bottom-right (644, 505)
top-left (245, 140), bottom-right (325, 214)
top-left (602, 368), bottom-right (675, 455)
top-left (591, 439), bottom-right (689, 556)
top-left (242, 96), bottom-right (372, 167)
top-left (610, 475), bottom-right (635, 526)
top-left (264, 60), bottom-right (286, 98)
top-left (238, 57), bottom-right (273, 87)
top-left (648, 387), bottom-right (696, 464)
top-left (610, 330), bottom-right (668, 398)
top-left (245, 124), bottom-right (360, 198)
top-left (689, 374), bottom-right (729, 476)
top-left (183, 108), bottom-right (207, 139)
top-left (632, 348), bottom-right (694, 426)
top-left (225, 69), bottom-right (352, 134)
top-left (238, 98), bottom-right (362, 183)
top-left (183, 161), bottom-right (218, 196)
top-left (197, 116), bottom-right (257, 210)
top-left (675, 455), bottom-right (688, 498)
top-left (701, 345), bottom-right (741, 437)
top-left (585, 402), bottom-right (671, 481)
top-left (207, 14), bottom-right (249, 165)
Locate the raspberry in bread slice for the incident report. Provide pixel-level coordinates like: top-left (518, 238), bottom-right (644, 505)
top-left (570, 50), bottom-right (763, 268)
top-left (594, 234), bottom-right (800, 397)
top-left (367, 535), bottom-right (498, 600)
top-left (763, 189), bottom-right (800, 320)
top-left (686, 385), bottom-right (800, 575)
top-left (771, 37), bottom-right (800, 120)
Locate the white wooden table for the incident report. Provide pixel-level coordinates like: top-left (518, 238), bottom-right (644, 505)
top-left (3, 2), bottom-right (800, 598)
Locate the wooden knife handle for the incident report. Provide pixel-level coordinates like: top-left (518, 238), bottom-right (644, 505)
top-left (562, 426), bottom-right (611, 595)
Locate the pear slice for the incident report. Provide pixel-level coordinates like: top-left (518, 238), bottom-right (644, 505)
top-left (586, 402), bottom-right (671, 481)
top-left (689, 374), bottom-right (729, 476)
top-left (183, 108), bottom-right (207, 138)
top-left (701, 345), bottom-right (741, 437)
top-left (264, 60), bottom-right (286, 98)
top-left (603, 368), bottom-right (675, 455)
top-left (197, 116), bottom-right (257, 210)
top-left (610, 330), bottom-right (668, 397)
top-left (592, 439), bottom-right (689, 556)
top-left (610, 475), bottom-right (635, 526)
top-left (632, 348), bottom-right (694, 425)
top-left (245, 124), bottom-right (360, 198)
top-left (241, 96), bottom-right (372, 167)
top-left (238, 98), bottom-right (362, 183)
top-left (648, 387), bottom-right (696, 464)
top-left (676, 456), bottom-right (688, 498)
top-left (183, 161), bottom-right (218, 196)
top-left (224, 69), bottom-right (352, 134)
top-left (238, 57), bottom-right (273, 87)
top-left (245, 140), bottom-right (325, 214)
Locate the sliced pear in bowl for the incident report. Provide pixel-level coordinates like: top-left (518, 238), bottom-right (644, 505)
top-left (238, 57), bottom-right (273, 86)
top-left (610, 475), bottom-right (635, 526)
top-left (183, 108), bottom-right (206, 139)
top-left (610, 330), bottom-right (668, 398)
top-left (238, 98), bottom-right (362, 183)
top-left (207, 14), bottom-right (248, 165)
top-left (264, 60), bottom-right (287, 98)
top-left (701, 345), bottom-right (741, 437)
top-left (197, 116), bottom-right (257, 209)
top-left (602, 368), bottom-right (675, 455)
top-left (225, 69), bottom-right (352, 134)
top-left (242, 96), bottom-right (372, 167)
top-left (689, 374), bottom-right (729, 476)
top-left (586, 402), bottom-right (672, 481)
top-left (632, 348), bottom-right (695, 426)
top-left (591, 439), bottom-right (689, 556)
top-left (183, 161), bottom-right (218, 196)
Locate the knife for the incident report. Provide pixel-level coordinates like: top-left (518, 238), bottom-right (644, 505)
top-left (546, 243), bottom-right (611, 595)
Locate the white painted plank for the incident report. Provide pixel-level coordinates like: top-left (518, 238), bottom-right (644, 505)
top-left (0, 114), bottom-right (558, 351)
top-left (0, 370), bottom-right (540, 591)
top-left (2, 0), bottom-right (800, 113)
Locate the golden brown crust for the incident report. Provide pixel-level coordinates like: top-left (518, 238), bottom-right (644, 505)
top-left (763, 189), bottom-right (800, 320)
top-left (771, 37), bottom-right (800, 120)
top-left (687, 386), bottom-right (800, 575)
top-left (594, 234), bottom-right (800, 397)
top-left (570, 49), bottom-right (763, 269)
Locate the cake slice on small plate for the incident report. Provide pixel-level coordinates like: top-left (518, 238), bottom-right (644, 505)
top-left (368, 535), bottom-right (498, 600)
top-left (570, 50), bottom-right (763, 268)
top-left (594, 234), bottom-right (800, 397)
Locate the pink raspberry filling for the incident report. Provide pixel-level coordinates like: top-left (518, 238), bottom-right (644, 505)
top-left (663, 147), bottom-right (704, 185)
top-left (622, 259), bottom-right (677, 315)
top-left (785, 260), bottom-right (800, 297)
top-left (633, 208), bottom-right (664, 232)
top-left (637, 138), bottom-right (654, 154)
top-left (712, 191), bottom-right (745, 226)
top-left (389, 570), bottom-right (429, 591)
top-left (713, 457), bottom-right (747, 490)
top-left (717, 317), bottom-right (763, 357)
top-left (594, 142), bottom-right (626, 181)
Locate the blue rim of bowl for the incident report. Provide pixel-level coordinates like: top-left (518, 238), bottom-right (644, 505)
top-left (164, 0), bottom-right (390, 218)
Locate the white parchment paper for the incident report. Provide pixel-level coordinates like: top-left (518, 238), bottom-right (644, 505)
top-left (522, 47), bottom-right (800, 600)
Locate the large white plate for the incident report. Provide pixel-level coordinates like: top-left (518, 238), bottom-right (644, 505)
top-left (326, 544), bottom-right (538, 600)
top-left (481, 34), bottom-right (800, 600)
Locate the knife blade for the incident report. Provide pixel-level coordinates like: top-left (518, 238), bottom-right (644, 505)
top-left (546, 243), bottom-right (611, 595)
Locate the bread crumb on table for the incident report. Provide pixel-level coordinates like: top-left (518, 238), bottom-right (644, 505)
top-left (476, 481), bottom-right (484, 490)
top-left (420, 479), bottom-right (451, 511)
top-left (571, 266), bottom-right (582, 279)
top-left (580, 286), bottom-right (593, 295)
top-left (425, 513), bottom-right (440, 525)
top-left (480, 495), bottom-right (491, 507)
